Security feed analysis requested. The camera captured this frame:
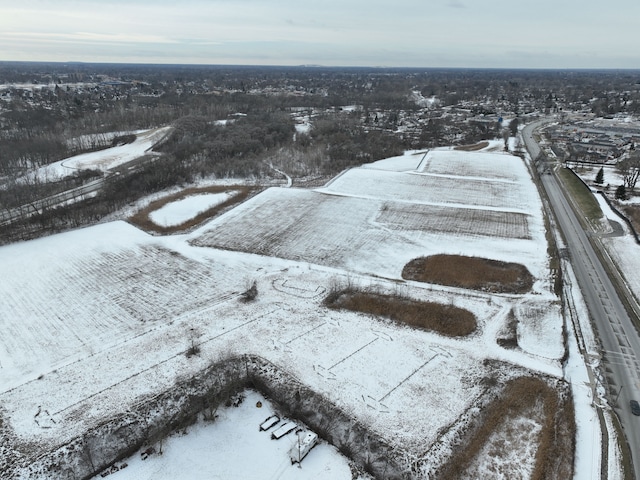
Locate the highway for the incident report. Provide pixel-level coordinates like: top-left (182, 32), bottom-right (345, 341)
top-left (0, 178), bottom-right (105, 227)
top-left (0, 152), bottom-right (160, 228)
top-left (523, 121), bottom-right (640, 479)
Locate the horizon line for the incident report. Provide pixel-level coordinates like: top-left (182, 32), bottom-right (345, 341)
top-left (1, 60), bottom-right (640, 72)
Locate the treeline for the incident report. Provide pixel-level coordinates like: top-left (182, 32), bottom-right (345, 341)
top-left (306, 114), bottom-right (405, 171)
top-left (4, 65), bottom-right (640, 179)
top-left (156, 112), bottom-right (295, 179)
top-left (0, 163), bottom-right (180, 245)
top-left (0, 169), bottom-right (101, 211)
top-left (153, 110), bottom-right (405, 180)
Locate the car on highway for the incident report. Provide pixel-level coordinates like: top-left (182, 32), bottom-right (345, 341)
top-left (631, 399), bottom-right (640, 416)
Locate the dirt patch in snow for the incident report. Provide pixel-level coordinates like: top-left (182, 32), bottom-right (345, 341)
top-left (454, 141), bottom-right (490, 151)
top-left (324, 289), bottom-right (477, 337)
top-left (128, 185), bottom-right (259, 234)
top-left (402, 254), bottom-right (534, 294)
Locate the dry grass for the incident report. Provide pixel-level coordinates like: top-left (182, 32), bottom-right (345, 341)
top-left (621, 203), bottom-right (640, 234)
top-left (402, 254), bottom-right (534, 294)
top-left (557, 168), bottom-right (604, 229)
top-left (324, 289), bottom-right (477, 337)
top-left (440, 376), bottom-right (575, 480)
top-left (454, 141), bottom-right (490, 151)
top-left (128, 185), bottom-right (258, 234)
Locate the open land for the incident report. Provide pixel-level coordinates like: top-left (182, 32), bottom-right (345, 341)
top-left (1, 145), bottom-right (571, 479)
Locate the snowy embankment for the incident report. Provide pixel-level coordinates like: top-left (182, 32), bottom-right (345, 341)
top-left (1, 147), bottom-right (576, 479)
top-left (572, 166), bottom-right (640, 305)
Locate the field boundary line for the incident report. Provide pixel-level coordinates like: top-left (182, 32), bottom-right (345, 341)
top-left (379, 354), bottom-right (439, 402)
top-left (49, 307), bottom-right (271, 418)
top-left (328, 337), bottom-right (379, 370)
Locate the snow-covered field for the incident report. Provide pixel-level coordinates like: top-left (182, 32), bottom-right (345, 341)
top-left (1, 147), bottom-right (570, 478)
top-left (148, 192), bottom-right (234, 227)
top-left (193, 150), bottom-right (549, 283)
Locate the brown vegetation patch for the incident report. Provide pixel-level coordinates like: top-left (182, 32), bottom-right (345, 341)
top-left (454, 141), bottom-right (489, 151)
top-left (402, 254), bottom-right (534, 294)
top-left (438, 376), bottom-right (575, 480)
top-left (621, 202), bottom-right (640, 234)
top-left (324, 289), bottom-right (477, 337)
top-left (129, 185), bottom-right (258, 234)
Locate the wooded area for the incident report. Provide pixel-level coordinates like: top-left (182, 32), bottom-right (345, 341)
top-left (2, 63), bottom-right (640, 243)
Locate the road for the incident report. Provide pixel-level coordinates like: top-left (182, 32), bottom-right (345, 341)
top-left (524, 121), bottom-right (640, 479)
top-left (0, 152), bottom-right (160, 228)
top-left (0, 178), bottom-right (105, 227)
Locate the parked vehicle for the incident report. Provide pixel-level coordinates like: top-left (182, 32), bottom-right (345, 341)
top-left (631, 399), bottom-right (640, 416)
top-left (271, 421), bottom-right (297, 440)
top-left (259, 414), bottom-right (280, 431)
top-left (289, 430), bottom-right (318, 464)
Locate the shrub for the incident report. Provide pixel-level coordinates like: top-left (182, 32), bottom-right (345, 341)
top-left (241, 281), bottom-right (258, 302)
top-left (615, 184), bottom-right (627, 200)
top-left (111, 134), bottom-right (137, 146)
top-left (325, 289), bottom-right (477, 337)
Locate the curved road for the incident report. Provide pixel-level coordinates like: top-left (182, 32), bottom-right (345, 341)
top-left (524, 121), bottom-right (640, 479)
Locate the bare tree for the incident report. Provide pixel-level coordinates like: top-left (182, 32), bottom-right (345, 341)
top-left (616, 153), bottom-right (640, 190)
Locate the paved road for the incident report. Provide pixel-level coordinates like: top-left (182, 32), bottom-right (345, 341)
top-left (0, 152), bottom-right (160, 228)
top-left (0, 178), bottom-right (105, 227)
top-left (524, 121), bottom-right (640, 479)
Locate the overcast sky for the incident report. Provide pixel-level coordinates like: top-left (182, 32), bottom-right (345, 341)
top-left (1, 0), bottom-right (639, 69)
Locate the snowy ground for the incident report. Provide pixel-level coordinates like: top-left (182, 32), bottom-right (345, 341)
top-left (97, 390), bottom-right (357, 480)
top-left (148, 192), bottom-right (234, 227)
top-left (1, 146), bottom-right (575, 478)
top-left (193, 149), bottom-right (550, 284)
top-left (22, 126), bottom-right (171, 183)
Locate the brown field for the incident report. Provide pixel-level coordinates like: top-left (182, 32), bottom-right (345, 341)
top-left (402, 254), bottom-right (534, 294)
top-left (439, 375), bottom-right (575, 480)
top-left (324, 289), bottom-right (477, 337)
top-left (128, 185), bottom-right (258, 234)
top-left (454, 141), bottom-right (490, 151)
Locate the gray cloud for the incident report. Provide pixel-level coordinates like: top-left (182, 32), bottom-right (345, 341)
top-left (1, 0), bottom-right (639, 68)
